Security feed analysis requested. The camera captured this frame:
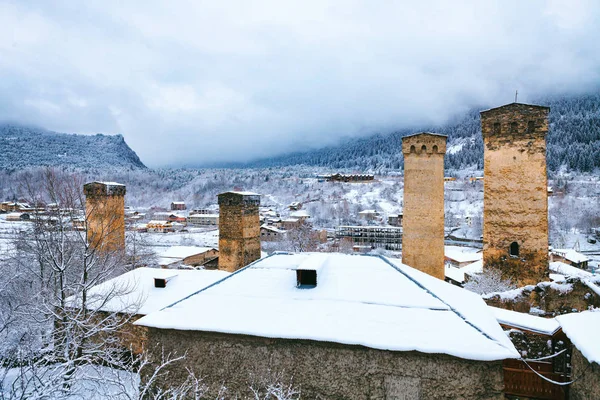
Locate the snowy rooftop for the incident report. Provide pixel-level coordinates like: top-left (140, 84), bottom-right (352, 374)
top-left (552, 249), bottom-right (589, 264)
top-left (72, 267), bottom-right (229, 315)
top-left (228, 191), bottom-right (260, 196)
top-left (444, 246), bottom-right (482, 264)
top-left (549, 261), bottom-right (592, 279)
top-left (158, 246), bottom-right (216, 259)
top-left (556, 310), bottom-right (600, 364)
top-left (136, 253), bottom-right (518, 361)
top-left (489, 306), bottom-right (560, 336)
top-left (289, 210), bottom-right (310, 218)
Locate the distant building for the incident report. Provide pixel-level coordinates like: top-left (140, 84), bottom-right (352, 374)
top-left (146, 220), bottom-right (173, 233)
top-left (157, 246), bottom-right (219, 268)
top-left (6, 212), bottom-right (30, 222)
top-left (260, 225), bottom-right (284, 241)
top-left (170, 201), bottom-right (186, 211)
top-left (550, 249), bottom-right (589, 270)
top-left (187, 214), bottom-right (219, 226)
top-left (358, 209), bottom-right (380, 221)
top-left (288, 202), bottom-right (302, 211)
top-left (326, 173), bottom-right (375, 182)
top-left (336, 225), bottom-right (402, 250)
top-left (388, 213), bottom-right (403, 227)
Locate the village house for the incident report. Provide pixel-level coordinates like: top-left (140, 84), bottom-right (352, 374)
top-left (189, 208), bottom-right (216, 215)
top-left (75, 267), bottom-right (229, 355)
top-left (387, 213), bottom-right (402, 226)
top-left (556, 310), bottom-right (600, 400)
top-left (288, 201), bottom-right (301, 210)
top-left (146, 220), bottom-right (174, 233)
top-left (444, 246), bottom-right (483, 268)
top-left (156, 246), bottom-right (219, 268)
top-left (289, 209), bottom-right (310, 222)
top-left (358, 209), bottom-right (380, 221)
top-left (260, 224), bottom-right (284, 241)
top-left (335, 225), bottom-right (403, 250)
top-left (170, 201), bottom-right (186, 211)
top-left (325, 173), bottom-right (375, 182)
top-left (550, 248), bottom-right (589, 270)
top-left (280, 217), bottom-right (302, 231)
top-left (187, 213), bottom-right (219, 226)
top-left (136, 252), bottom-right (518, 399)
top-left (5, 212), bottom-right (30, 222)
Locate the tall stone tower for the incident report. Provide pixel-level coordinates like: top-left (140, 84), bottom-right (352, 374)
top-left (83, 181), bottom-right (126, 253)
top-left (401, 133), bottom-right (447, 279)
top-left (480, 103), bottom-right (549, 284)
top-left (218, 191), bottom-right (261, 272)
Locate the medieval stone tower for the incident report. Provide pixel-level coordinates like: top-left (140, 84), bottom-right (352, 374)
top-left (480, 103), bottom-right (549, 284)
top-left (402, 133), bottom-right (447, 280)
top-left (83, 181), bottom-right (126, 252)
top-left (218, 191), bottom-right (261, 272)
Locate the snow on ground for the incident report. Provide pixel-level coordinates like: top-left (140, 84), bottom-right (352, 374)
top-left (137, 253), bottom-right (518, 361)
top-left (556, 309), bottom-right (600, 364)
top-left (142, 228), bottom-right (219, 248)
top-left (549, 261), bottom-right (593, 279)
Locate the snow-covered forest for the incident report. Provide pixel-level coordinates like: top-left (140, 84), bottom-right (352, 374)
top-left (230, 93), bottom-right (600, 173)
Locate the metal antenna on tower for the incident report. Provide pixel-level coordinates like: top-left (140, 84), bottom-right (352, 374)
top-left (515, 90), bottom-right (518, 103)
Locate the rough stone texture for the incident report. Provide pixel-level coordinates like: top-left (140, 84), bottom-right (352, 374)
top-left (83, 182), bottom-right (126, 252)
top-left (143, 328), bottom-right (505, 399)
top-left (94, 312), bottom-right (147, 355)
top-left (217, 192), bottom-right (261, 272)
top-left (402, 133), bottom-right (447, 280)
top-left (480, 103), bottom-right (550, 286)
top-left (570, 348), bottom-right (600, 400)
top-left (484, 278), bottom-right (600, 315)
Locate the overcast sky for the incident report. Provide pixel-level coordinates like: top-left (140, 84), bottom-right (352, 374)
top-left (1, 1), bottom-right (599, 167)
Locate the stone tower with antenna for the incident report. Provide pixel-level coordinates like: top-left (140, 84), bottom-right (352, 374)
top-left (480, 102), bottom-right (550, 285)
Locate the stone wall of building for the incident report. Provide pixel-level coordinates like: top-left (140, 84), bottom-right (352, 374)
top-left (402, 133), bottom-right (447, 280)
top-left (218, 192), bottom-right (261, 272)
top-left (84, 182), bottom-right (126, 253)
top-left (570, 348), bottom-right (600, 400)
top-left (480, 104), bottom-right (549, 285)
top-left (142, 328), bottom-right (505, 399)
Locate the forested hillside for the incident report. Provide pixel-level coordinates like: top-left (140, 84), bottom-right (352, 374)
top-left (0, 124), bottom-right (146, 171)
top-left (240, 93), bottom-right (600, 173)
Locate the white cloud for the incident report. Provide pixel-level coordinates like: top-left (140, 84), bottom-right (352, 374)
top-left (0, 0), bottom-right (599, 167)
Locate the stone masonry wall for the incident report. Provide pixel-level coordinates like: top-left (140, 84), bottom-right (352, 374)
top-left (402, 133), bottom-right (447, 280)
top-left (142, 328), bottom-right (505, 399)
top-left (570, 347), bottom-right (600, 400)
top-left (481, 104), bottom-right (549, 285)
top-left (218, 193), bottom-right (261, 272)
top-left (85, 194), bottom-right (125, 253)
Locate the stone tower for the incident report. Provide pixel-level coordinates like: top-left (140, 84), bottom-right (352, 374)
top-left (401, 133), bottom-right (447, 279)
top-left (83, 181), bottom-right (126, 252)
top-left (480, 103), bottom-right (549, 284)
top-left (218, 191), bottom-right (261, 272)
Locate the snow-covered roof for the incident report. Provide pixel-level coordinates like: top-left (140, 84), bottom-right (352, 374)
top-left (358, 209), bottom-right (379, 214)
top-left (444, 246), bottom-right (482, 264)
top-left (136, 253), bottom-right (518, 361)
top-left (171, 201), bottom-right (185, 205)
top-left (289, 210), bottom-right (310, 218)
top-left (158, 246), bottom-right (216, 260)
top-left (461, 259), bottom-right (483, 276)
top-left (489, 306), bottom-right (560, 336)
top-left (549, 262), bottom-right (592, 279)
top-left (147, 220), bottom-right (169, 225)
top-left (188, 214), bottom-right (219, 218)
top-left (556, 310), bottom-right (600, 364)
top-left (70, 267), bottom-right (230, 315)
top-left (261, 225), bottom-right (284, 233)
top-left (444, 265), bottom-right (464, 283)
top-left (229, 191), bottom-right (260, 196)
top-left (552, 249), bottom-right (589, 264)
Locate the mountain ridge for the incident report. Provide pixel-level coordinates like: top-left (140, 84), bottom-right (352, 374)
top-left (221, 93), bottom-right (600, 174)
top-left (0, 124), bottom-right (146, 171)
